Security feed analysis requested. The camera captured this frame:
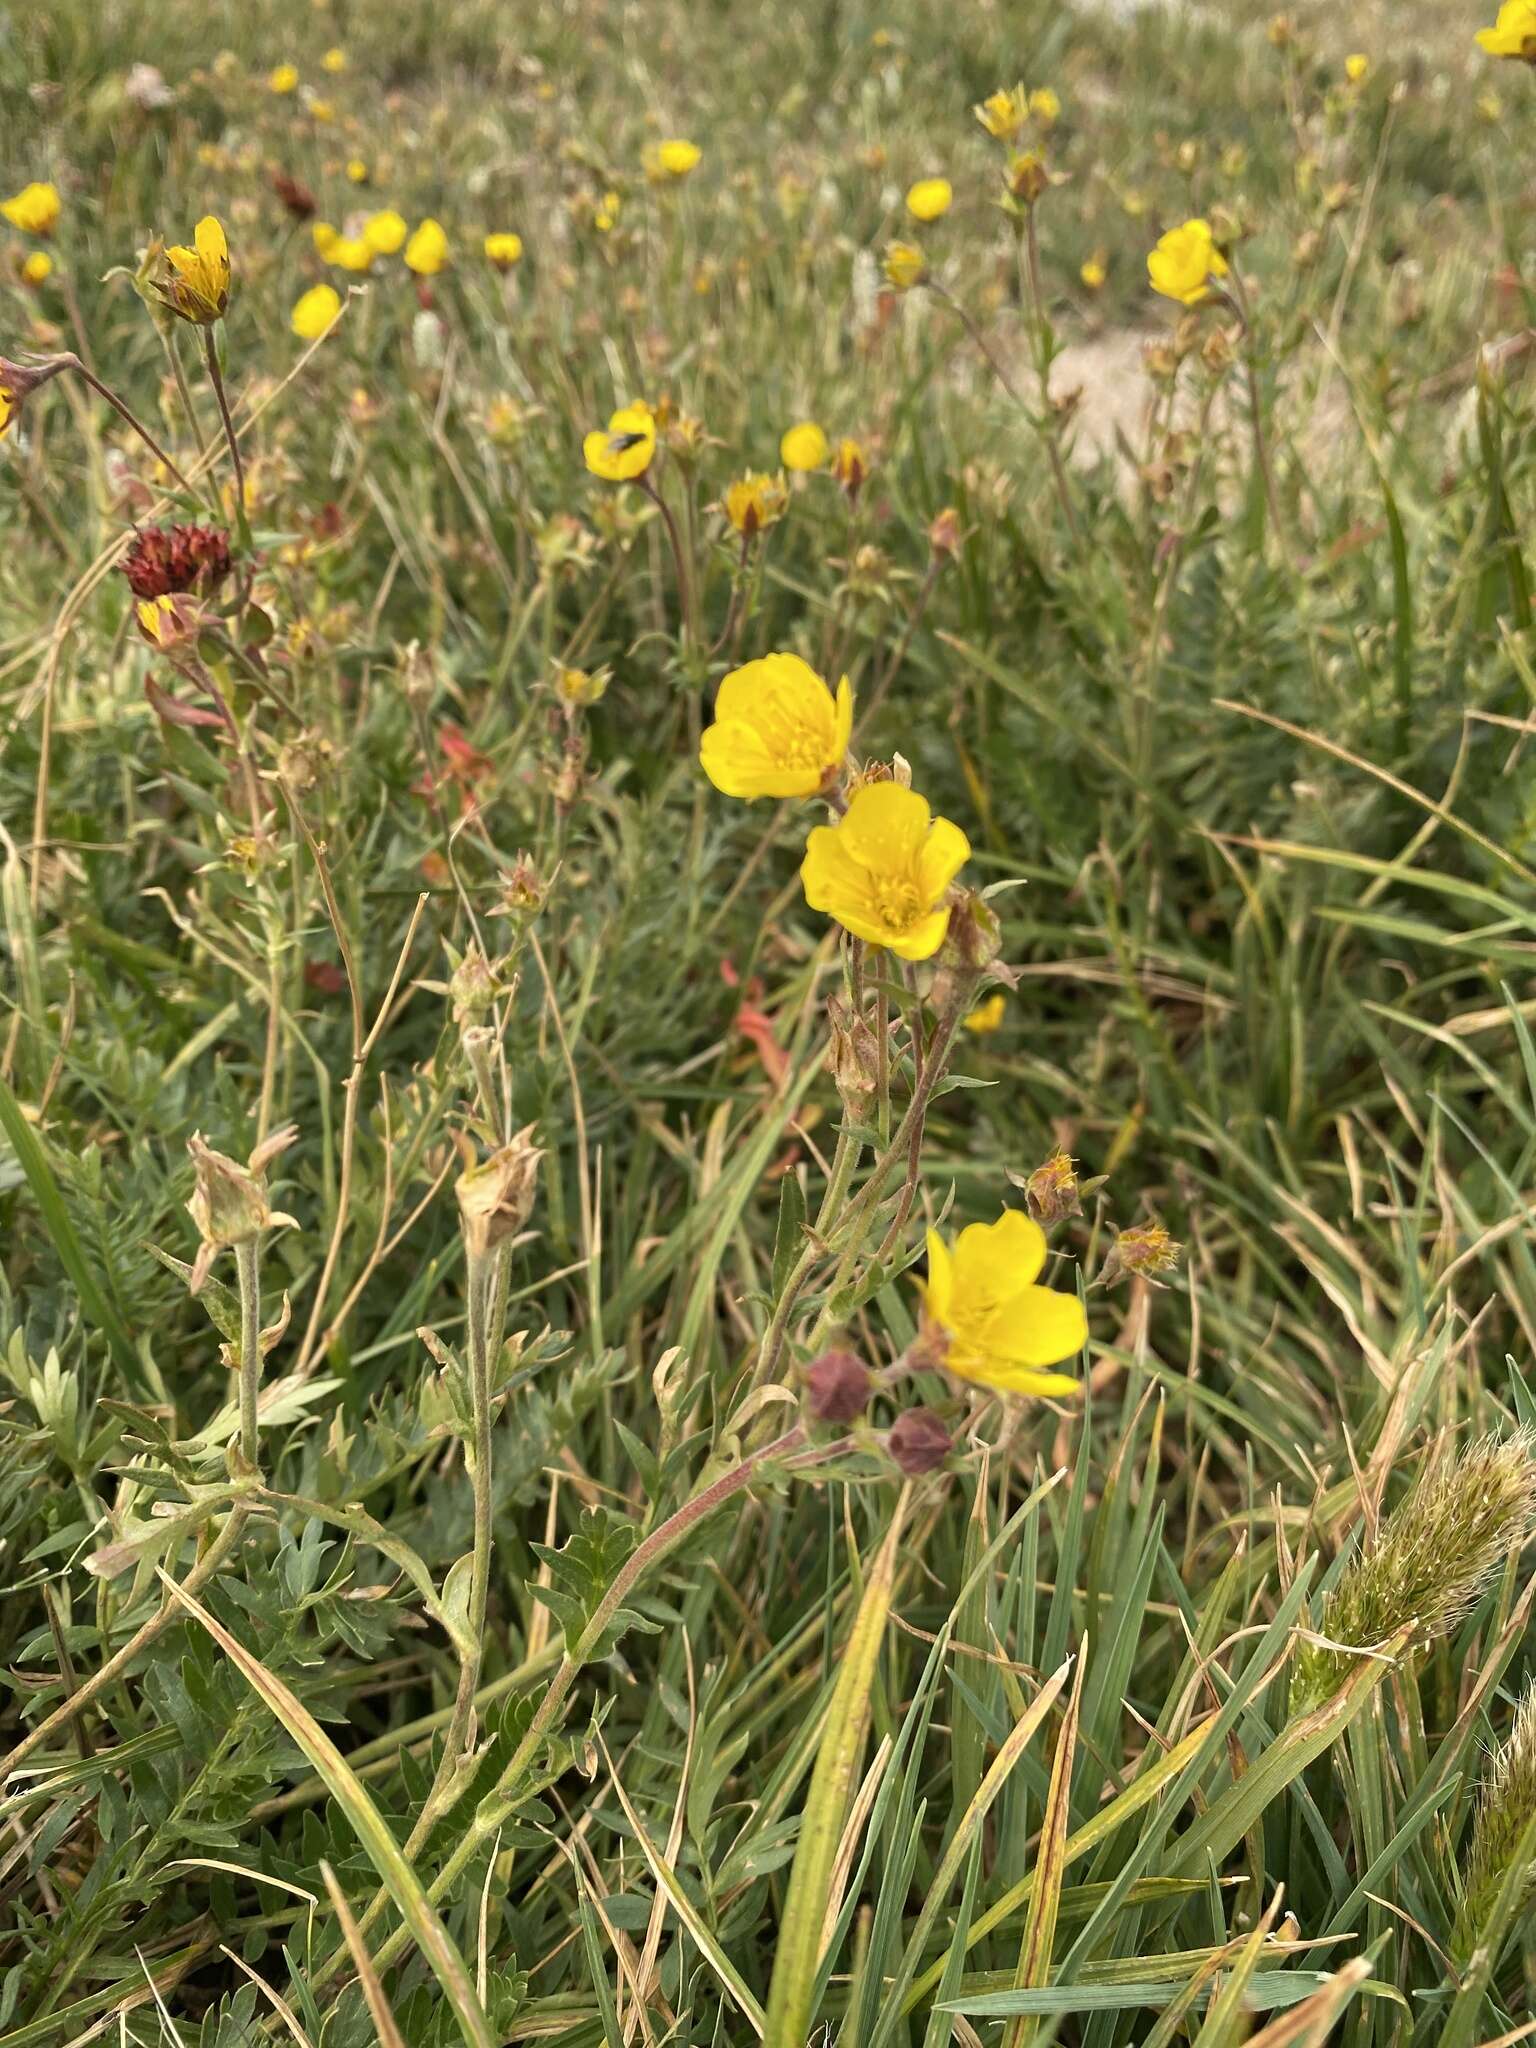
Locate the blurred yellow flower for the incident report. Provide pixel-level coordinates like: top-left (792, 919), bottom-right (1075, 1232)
top-left (291, 283), bottom-right (342, 339)
top-left (363, 208), bottom-right (407, 256)
top-left (723, 471), bottom-right (788, 538)
top-left (346, 158), bottom-right (369, 184)
top-left (2, 181), bottom-right (61, 235)
top-left (701, 653), bottom-right (850, 798)
top-left (1476, 0), bottom-right (1536, 56)
top-left (1080, 255), bottom-right (1106, 290)
top-left (974, 87), bottom-right (1027, 140)
top-left (21, 251), bottom-right (53, 286)
top-left (159, 214), bottom-right (231, 324)
top-left (405, 218), bottom-right (449, 274)
top-left (780, 420), bottom-right (829, 471)
top-left (331, 235), bottom-right (375, 272)
top-left (321, 46), bottom-right (347, 72)
top-left (268, 64), bottom-right (299, 93)
top-left (1029, 86), bottom-right (1061, 124)
top-left (800, 782), bottom-right (968, 959)
top-left (583, 402), bottom-right (656, 481)
top-left (646, 138), bottom-right (702, 180)
top-left (0, 384), bottom-right (13, 438)
top-left (920, 1211), bottom-right (1086, 1394)
top-left (310, 98), bottom-right (336, 122)
top-left (1147, 217), bottom-right (1228, 305)
top-left (1344, 52), bottom-right (1369, 80)
top-left (484, 231), bottom-right (524, 268)
top-left (884, 240), bottom-right (926, 289)
top-left (906, 177), bottom-right (953, 222)
top-left (963, 992), bottom-right (1006, 1033)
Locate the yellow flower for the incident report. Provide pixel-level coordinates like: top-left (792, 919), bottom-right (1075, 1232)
top-left (363, 209), bottom-right (407, 256)
top-left (309, 97), bottom-right (336, 122)
top-left (905, 177), bottom-right (953, 222)
top-left (723, 471), bottom-right (788, 538)
top-left (330, 235), bottom-right (375, 272)
top-left (136, 592), bottom-right (202, 649)
top-left (312, 221), bottom-right (340, 258)
top-left (484, 231), bottom-right (524, 268)
top-left (974, 87), bottom-right (1027, 140)
top-left (1476, 0), bottom-right (1536, 56)
top-left (291, 283), bottom-right (342, 339)
top-left (583, 402), bottom-right (656, 481)
top-left (963, 992), bottom-right (1007, 1034)
top-left (920, 1210), bottom-right (1087, 1395)
top-left (1028, 86), bottom-right (1061, 125)
top-left (780, 420), bottom-right (829, 471)
top-left (321, 46), bottom-right (348, 72)
top-left (1146, 217), bottom-right (1228, 305)
top-left (159, 214), bottom-right (231, 325)
top-left (800, 782), bottom-right (968, 959)
top-left (268, 63), bottom-right (299, 93)
top-left (346, 158), bottom-right (369, 184)
top-left (404, 218), bottom-right (449, 274)
top-left (1080, 255), bottom-right (1106, 290)
top-left (2, 181), bottom-right (61, 236)
top-left (0, 382), bottom-right (15, 438)
top-left (700, 653), bottom-right (851, 799)
top-left (646, 138), bottom-right (702, 180)
top-left (883, 240), bottom-right (926, 290)
top-left (594, 190), bottom-right (621, 232)
top-left (1344, 52), bottom-right (1370, 80)
top-left (21, 250), bottom-right (52, 286)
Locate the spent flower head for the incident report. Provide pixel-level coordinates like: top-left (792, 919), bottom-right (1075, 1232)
top-left (455, 1128), bottom-right (543, 1260)
top-left (186, 1127), bottom-right (299, 1292)
top-left (889, 1407), bottom-right (953, 1475)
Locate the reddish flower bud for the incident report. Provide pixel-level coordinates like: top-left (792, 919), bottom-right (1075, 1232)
top-left (805, 1349), bottom-right (873, 1423)
top-left (888, 1407), bottom-right (952, 1475)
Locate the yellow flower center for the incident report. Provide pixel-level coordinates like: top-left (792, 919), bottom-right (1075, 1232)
top-left (872, 875), bottom-right (923, 930)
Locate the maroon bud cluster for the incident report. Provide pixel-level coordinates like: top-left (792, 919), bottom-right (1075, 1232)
top-left (121, 524), bottom-right (233, 601)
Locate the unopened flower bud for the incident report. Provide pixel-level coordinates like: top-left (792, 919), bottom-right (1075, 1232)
top-left (805, 1349), bottom-right (873, 1423)
top-left (455, 1125), bottom-right (543, 1260)
top-left (1007, 150), bottom-right (1049, 205)
top-left (888, 1407), bottom-right (952, 1475)
top-left (448, 946), bottom-right (499, 1025)
top-left (1100, 1218), bottom-right (1183, 1287)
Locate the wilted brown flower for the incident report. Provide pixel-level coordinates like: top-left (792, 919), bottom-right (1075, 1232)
top-left (121, 523), bottom-right (233, 600)
top-left (827, 993), bottom-right (880, 1119)
top-left (1100, 1218), bottom-right (1183, 1287)
top-left (271, 172), bottom-right (317, 220)
top-left (455, 1126), bottom-right (543, 1260)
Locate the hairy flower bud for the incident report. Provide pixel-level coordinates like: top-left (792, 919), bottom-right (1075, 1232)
top-left (888, 1407), bottom-right (952, 1476)
top-left (805, 1348), bottom-right (873, 1423)
top-left (455, 1126), bottom-right (543, 1260)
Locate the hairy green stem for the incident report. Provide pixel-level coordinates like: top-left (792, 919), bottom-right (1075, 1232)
top-left (234, 1238), bottom-right (262, 1471)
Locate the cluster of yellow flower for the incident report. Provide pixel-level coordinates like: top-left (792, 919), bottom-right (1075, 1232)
top-left (2, 179), bottom-right (59, 289)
